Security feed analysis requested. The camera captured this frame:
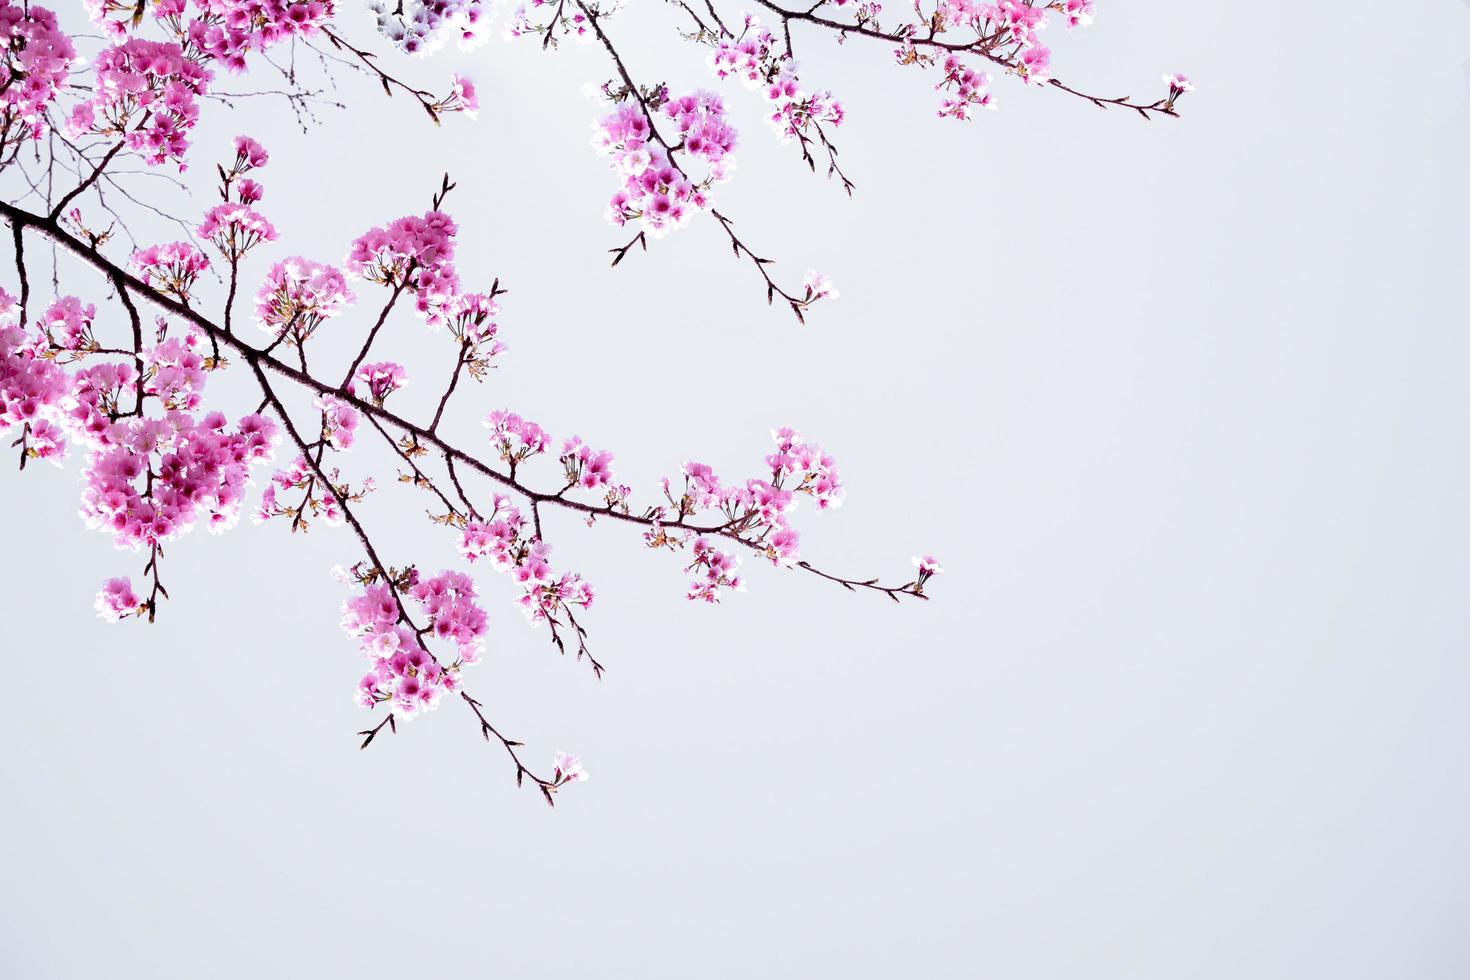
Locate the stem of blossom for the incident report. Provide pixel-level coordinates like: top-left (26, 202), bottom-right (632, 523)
top-left (107, 268), bottom-right (147, 415)
top-left (461, 692), bottom-right (559, 804)
top-left (340, 278), bottom-right (407, 390)
top-left (143, 540), bottom-right (168, 622)
top-left (224, 255), bottom-right (239, 336)
top-left (49, 135), bottom-right (131, 222)
top-left (363, 411), bottom-right (461, 519)
top-left (428, 337), bottom-right (467, 434)
top-left (11, 219), bottom-right (27, 327)
top-left (357, 711), bottom-right (396, 749)
top-left (444, 453), bottom-right (481, 520)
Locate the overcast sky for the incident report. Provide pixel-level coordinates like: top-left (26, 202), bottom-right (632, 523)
top-left (4, 2), bottom-right (1470, 977)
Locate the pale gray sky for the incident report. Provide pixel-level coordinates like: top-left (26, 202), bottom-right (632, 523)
top-left (4, 2), bottom-right (1470, 977)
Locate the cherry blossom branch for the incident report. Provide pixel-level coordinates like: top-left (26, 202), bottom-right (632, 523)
top-left (0, 201), bottom-right (924, 603)
top-left (257, 358), bottom-right (561, 794)
top-left (578, 1), bottom-right (820, 320)
top-left (751, 0), bottom-right (1179, 119)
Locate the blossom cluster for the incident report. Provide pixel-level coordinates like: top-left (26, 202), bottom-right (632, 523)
top-left (936, 55), bottom-right (994, 120)
top-left (890, 0), bottom-right (1101, 118)
top-left (200, 203), bottom-right (277, 259)
top-left (78, 408), bottom-right (280, 549)
top-left (3, 281), bottom-right (280, 614)
top-left (347, 210), bottom-right (461, 326)
top-left (352, 361), bottom-right (408, 405)
top-left (315, 393), bottom-right (361, 450)
top-left (0, 291), bottom-right (70, 457)
top-left (484, 409), bottom-right (550, 470)
top-left (95, 576), bottom-right (145, 622)
top-left (67, 39), bottom-right (213, 168)
top-left (42, 297), bottom-right (100, 352)
top-left (256, 257), bottom-right (354, 345)
top-left (595, 92), bottom-right (735, 237)
top-left (343, 570), bottom-right (484, 719)
top-left (184, 0), bottom-right (336, 71)
top-left (75, 1), bottom-right (474, 173)
top-left (641, 428), bottom-right (846, 601)
top-left (131, 242), bottom-right (211, 302)
top-left (370, 0), bottom-right (488, 55)
top-left (444, 291), bottom-right (505, 378)
top-left (686, 537), bottom-right (744, 604)
top-left (200, 136), bottom-right (278, 264)
top-left (142, 329), bottom-right (209, 410)
top-left (708, 14), bottom-right (845, 145)
top-left (457, 495), bottom-right (596, 627)
top-left (559, 436), bottom-right (617, 493)
top-left (257, 456), bottom-right (342, 527)
top-left (0, 2), bottom-right (76, 154)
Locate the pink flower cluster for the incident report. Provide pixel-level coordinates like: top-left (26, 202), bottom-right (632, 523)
top-left (485, 409), bottom-right (549, 469)
top-left (184, 0), bottom-right (336, 72)
top-left (412, 570), bottom-right (488, 657)
top-left (95, 577), bottom-right (145, 622)
top-left (686, 537), bottom-right (743, 603)
top-left (346, 210), bottom-right (461, 326)
top-left (42, 297), bottom-right (99, 352)
top-left (142, 329), bottom-right (209, 410)
top-left (596, 93), bottom-right (732, 236)
top-left (314, 393), bottom-right (361, 450)
top-left (343, 571), bottom-right (484, 719)
top-left (130, 242), bottom-right (211, 302)
top-left (0, 2), bottom-right (76, 152)
top-left (0, 291), bottom-right (70, 453)
top-left (201, 137), bottom-right (278, 262)
top-left (709, 15), bottom-right (845, 144)
top-left (647, 428), bottom-right (844, 597)
top-left (444, 291), bottom-right (505, 372)
top-left (230, 134), bottom-right (269, 170)
top-left (86, 0), bottom-right (332, 68)
top-left (371, 0), bottom-right (489, 55)
top-left (801, 271), bottom-right (839, 303)
top-left (68, 361), bottom-right (137, 445)
top-left (458, 495), bottom-right (528, 569)
top-left (256, 455), bottom-right (352, 527)
top-left (352, 362), bottom-right (408, 405)
top-left (457, 496), bottom-right (596, 627)
top-left (256, 257), bottom-right (354, 344)
top-left (199, 203), bottom-right (277, 258)
top-left (897, 0), bottom-right (1104, 117)
top-left (79, 409), bottom-right (280, 548)
top-left (559, 436), bottom-right (617, 493)
top-left (505, 0), bottom-right (595, 44)
top-left (664, 91), bottom-right (738, 168)
top-left (67, 39), bottom-right (213, 169)
top-left (1163, 73), bottom-right (1194, 110)
top-left (936, 55), bottom-right (993, 120)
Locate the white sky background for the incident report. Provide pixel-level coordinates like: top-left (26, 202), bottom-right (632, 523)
top-left (3, 2), bottom-right (1470, 976)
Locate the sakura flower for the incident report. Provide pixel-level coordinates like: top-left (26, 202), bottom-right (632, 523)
top-left (95, 577), bottom-right (143, 622)
top-left (553, 751), bottom-right (588, 784)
